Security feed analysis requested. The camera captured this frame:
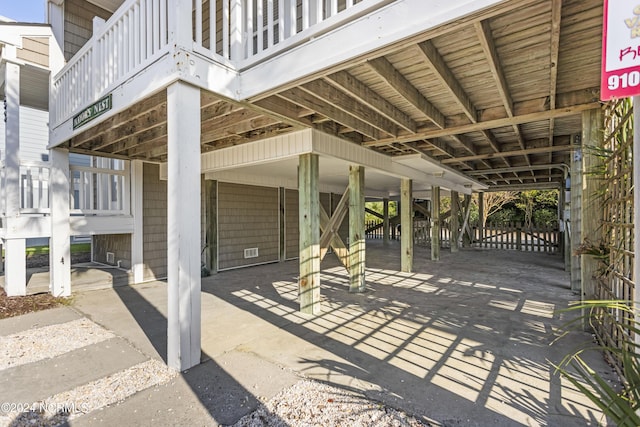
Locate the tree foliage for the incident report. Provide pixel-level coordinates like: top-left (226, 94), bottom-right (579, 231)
top-left (481, 191), bottom-right (518, 226)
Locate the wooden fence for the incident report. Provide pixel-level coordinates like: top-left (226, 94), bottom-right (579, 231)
top-left (366, 219), bottom-right (559, 254)
top-left (591, 98), bottom-right (635, 376)
top-left (474, 222), bottom-right (559, 253)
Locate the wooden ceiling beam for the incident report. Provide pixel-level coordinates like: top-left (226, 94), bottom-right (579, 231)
top-left (202, 115), bottom-right (282, 144)
top-left (417, 40), bottom-right (477, 123)
top-left (301, 79), bottom-right (398, 137)
top-left (475, 18), bottom-right (529, 168)
top-left (326, 71), bottom-right (418, 133)
top-left (69, 92), bottom-right (166, 148)
top-left (78, 104), bottom-right (167, 152)
top-left (548, 0), bottom-right (562, 162)
top-left (253, 96), bottom-right (316, 128)
top-left (441, 142), bottom-right (576, 164)
top-left (279, 87), bottom-right (381, 140)
top-left (365, 101), bottom-right (599, 146)
top-left (367, 57), bottom-right (445, 129)
top-left (110, 123), bottom-right (167, 154)
top-left (201, 108), bottom-right (263, 134)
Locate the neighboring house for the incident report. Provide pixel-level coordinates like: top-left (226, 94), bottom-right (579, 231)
top-left (20, 0), bottom-right (605, 370)
top-left (0, 19), bottom-right (64, 293)
top-left (0, 19), bottom-right (129, 295)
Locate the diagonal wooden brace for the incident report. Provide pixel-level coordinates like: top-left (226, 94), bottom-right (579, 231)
top-left (319, 188), bottom-right (350, 270)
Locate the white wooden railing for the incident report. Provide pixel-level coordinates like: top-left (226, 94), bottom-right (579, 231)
top-left (70, 160), bottom-right (130, 215)
top-left (52, 0), bottom-right (171, 127)
top-left (52, 0), bottom-right (391, 127)
top-left (0, 160), bottom-right (130, 218)
top-left (20, 162), bottom-right (51, 213)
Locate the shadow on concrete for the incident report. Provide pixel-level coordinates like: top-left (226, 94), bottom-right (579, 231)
top-left (198, 240), bottom-right (610, 426)
top-left (112, 281), bottom-right (286, 425)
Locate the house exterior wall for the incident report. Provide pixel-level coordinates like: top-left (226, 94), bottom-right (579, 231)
top-left (0, 104), bottom-right (49, 163)
top-left (217, 182), bottom-right (279, 270)
top-left (284, 188), bottom-right (298, 259)
top-left (142, 162), bottom-right (167, 280)
top-left (16, 37), bottom-right (49, 67)
top-left (63, 0), bottom-right (112, 60)
top-left (93, 233), bottom-right (131, 268)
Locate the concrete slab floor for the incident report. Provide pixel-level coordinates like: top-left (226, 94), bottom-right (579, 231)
top-left (5, 240), bottom-right (616, 426)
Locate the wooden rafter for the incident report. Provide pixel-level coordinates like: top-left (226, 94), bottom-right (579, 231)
top-left (417, 40), bottom-right (477, 123)
top-left (548, 0), bottom-right (562, 162)
top-left (279, 87), bottom-right (382, 139)
top-left (301, 79), bottom-right (398, 137)
top-left (326, 71), bottom-right (418, 133)
top-left (367, 57), bottom-right (445, 129)
top-left (474, 19), bottom-right (530, 167)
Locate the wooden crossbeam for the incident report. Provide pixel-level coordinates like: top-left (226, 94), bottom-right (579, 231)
top-left (365, 102), bottom-right (599, 147)
top-left (319, 188), bottom-right (350, 269)
top-left (413, 202), bottom-right (430, 219)
top-left (365, 207), bottom-right (384, 220)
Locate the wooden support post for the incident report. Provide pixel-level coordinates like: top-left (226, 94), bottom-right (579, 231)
top-left (204, 179), bottom-right (218, 273)
top-left (3, 62), bottom-right (26, 296)
top-left (478, 192), bottom-right (484, 247)
top-left (299, 153), bottom-right (321, 314)
top-left (349, 165), bottom-right (365, 293)
top-left (400, 179), bottom-right (413, 272)
top-left (383, 198), bottom-right (390, 243)
top-left (462, 194), bottom-right (472, 247)
top-left (450, 190), bottom-right (459, 253)
top-left (131, 160), bottom-right (144, 284)
top-left (167, 81), bottom-right (201, 371)
top-left (570, 139), bottom-right (582, 292)
top-left (279, 187), bottom-right (285, 261)
top-left (50, 148), bottom-right (71, 297)
top-left (431, 186), bottom-right (440, 261)
top-left (580, 109), bottom-right (604, 308)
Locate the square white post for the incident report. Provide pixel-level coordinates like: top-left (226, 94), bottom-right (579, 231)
top-left (167, 81), bottom-right (201, 371)
top-left (130, 160), bottom-right (144, 284)
top-left (349, 165), bottom-right (365, 293)
top-left (3, 62), bottom-right (27, 295)
top-left (50, 148), bottom-right (71, 297)
top-left (4, 239), bottom-right (26, 296)
top-left (400, 179), bottom-right (413, 272)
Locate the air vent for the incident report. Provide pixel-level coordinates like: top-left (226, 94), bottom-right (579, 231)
top-left (106, 252), bottom-right (115, 264)
top-left (244, 247), bottom-right (259, 259)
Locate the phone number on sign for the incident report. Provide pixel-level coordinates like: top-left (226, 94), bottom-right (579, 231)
top-left (1, 402), bottom-right (90, 413)
top-left (607, 70), bottom-right (640, 90)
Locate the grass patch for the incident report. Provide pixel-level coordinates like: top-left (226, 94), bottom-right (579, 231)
top-left (23, 243), bottom-right (91, 257)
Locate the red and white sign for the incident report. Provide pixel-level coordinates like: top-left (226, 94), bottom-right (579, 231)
top-left (601, 1), bottom-right (640, 100)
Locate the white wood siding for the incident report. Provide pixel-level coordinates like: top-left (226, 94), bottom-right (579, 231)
top-left (19, 106), bottom-right (49, 163)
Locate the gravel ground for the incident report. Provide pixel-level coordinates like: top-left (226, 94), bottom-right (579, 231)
top-left (1, 360), bottom-right (177, 427)
top-left (1, 313), bottom-right (429, 426)
top-left (0, 318), bottom-right (115, 371)
top-left (233, 380), bottom-right (430, 427)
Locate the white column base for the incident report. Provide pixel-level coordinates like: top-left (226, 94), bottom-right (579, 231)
top-left (4, 239), bottom-right (26, 296)
top-left (50, 148), bottom-right (71, 297)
